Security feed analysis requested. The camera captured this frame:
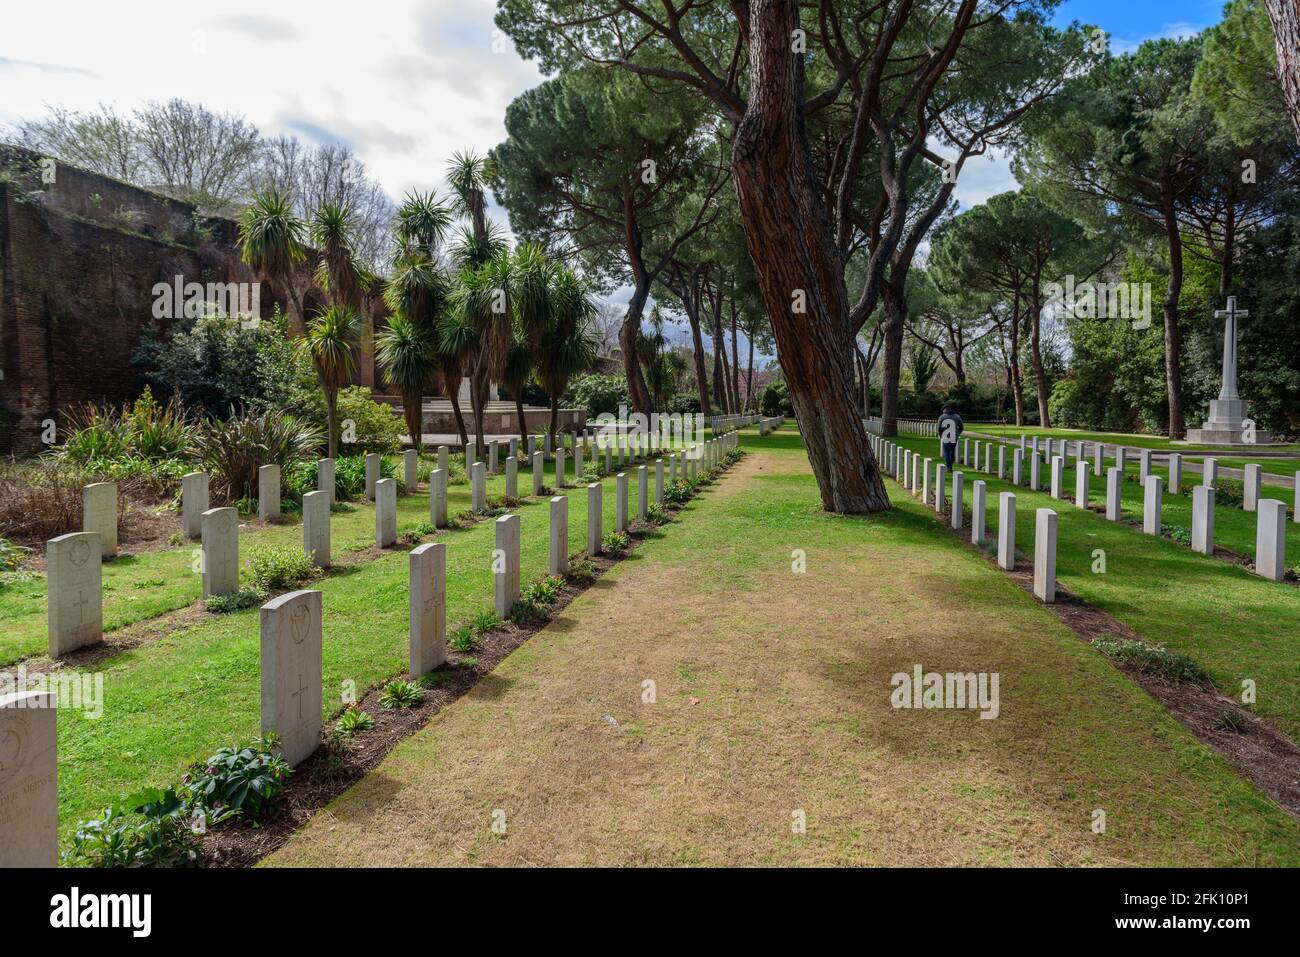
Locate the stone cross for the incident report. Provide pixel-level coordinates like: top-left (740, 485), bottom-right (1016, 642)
top-left (202, 507), bottom-right (239, 598)
top-left (47, 532), bottom-right (103, 656)
top-left (430, 468), bottom-right (448, 528)
top-left (409, 543), bottom-right (447, 675)
top-left (1216, 296), bottom-right (1247, 402)
top-left (0, 690), bottom-right (58, 867)
top-left (375, 478), bottom-right (397, 547)
top-left (260, 589), bottom-right (322, 767)
top-left (258, 464), bottom-right (281, 521)
top-left (82, 482), bottom-right (117, 558)
top-left (494, 514), bottom-right (521, 618)
top-left (587, 483), bottom-right (603, 555)
top-left (549, 496), bottom-right (569, 576)
top-left (182, 472), bottom-right (209, 539)
top-left (302, 490), bottom-right (331, 568)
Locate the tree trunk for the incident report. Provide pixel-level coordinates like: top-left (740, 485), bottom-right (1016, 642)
top-left (730, 307), bottom-right (741, 414)
top-left (729, 0), bottom-right (887, 513)
top-left (685, 302), bottom-right (713, 416)
top-left (1009, 292), bottom-right (1026, 426)
top-left (404, 388), bottom-right (423, 451)
top-left (878, 284), bottom-right (907, 437)
top-left (1028, 276), bottom-right (1051, 428)
top-left (1265, 0), bottom-right (1300, 144)
top-left (1160, 187), bottom-right (1187, 438)
top-left (448, 381), bottom-right (469, 447)
top-left (549, 396), bottom-right (559, 446)
top-left (514, 394), bottom-right (529, 444)
top-left (325, 389), bottom-right (339, 460)
top-left (620, 280), bottom-right (653, 415)
top-left (746, 334), bottom-right (755, 412)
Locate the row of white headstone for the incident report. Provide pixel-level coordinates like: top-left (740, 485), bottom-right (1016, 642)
top-left (758, 416), bottom-right (785, 436)
top-left (871, 431), bottom-right (1293, 587)
top-left (5, 429), bottom-right (745, 867)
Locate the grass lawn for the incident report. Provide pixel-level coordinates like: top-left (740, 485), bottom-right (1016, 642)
top-left (3, 451), bottom-right (673, 843)
top-left (892, 433), bottom-right (1300, 745)
top-left (267, 431), bottom-right (1300, 867)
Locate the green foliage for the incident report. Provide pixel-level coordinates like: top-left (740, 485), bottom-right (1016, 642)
top-left (246, 542), bottom-right (316, 591)
top-left (759, 381), bottom-right (790, 416)
top-left (192, 407), bottom-right (323, 501)
top-left (645, 502), bottom-right (668, 525)
top-left (185, 736), bottom-right (292, 819)
top-left (334, 705), bottom-right (375, 739)
top-left (203, 587), bottom-right (264, 615)
top-left (664, 480), bottom-right (693, 505)
top-left (0, 537), bottom-right (31, 573)
top-left (62, 800), bottom-right (202, 869)
top-left (564, 373), bottom-right (630, 417)
top-left (379, 679), bottom-right (424, 709)
top-left (601, 530), bottom-right (631, 555)
top-left (471, 609), bottom-right (501, 633)
top-left (449, 626), bottom-right (478, 652)
top-left (335, 387), bottom-right (405, 455)
top-left (908, 345), bottom-right (939, 395)
top-left (510, 575), bottom-right (565, 625)
top-left (1090, 635), bottom-right (1210, 684)
top-left (565, 557), bottom-right (596, 584)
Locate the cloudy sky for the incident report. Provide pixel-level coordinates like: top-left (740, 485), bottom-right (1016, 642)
top-left (0, 0), bottom-right (1229, 354)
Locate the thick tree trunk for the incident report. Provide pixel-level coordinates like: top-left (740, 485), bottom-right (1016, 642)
top-left (746, 334), bottom-right (755, 412)
top-left (549, 397), bottom-right (559, 446)
top-left (1266, 0), bottom-right (1300, 144)
top-left (730, 308), bottom-right (741, 414)
top-left (1029, 278), bottom-right (1051, 429)
top-left (514, 395), bottom-right (528, 443)
top-left (685, 304), bottom-right (713, 416)
top-left (448, 381), bottom-right (469, 447)
top-left (878, 285), bottom-right (907, 437)
top-left (1161, 190), bottom-right (1187, 438)
top-left (1009, 294), bottom-right (1026, 426)
top-left (620, 281), bottom-right (653, 415)
top-left (729, 0), bottom-right (887, 513)
top-left (403, 388), bottom-right (423, 450)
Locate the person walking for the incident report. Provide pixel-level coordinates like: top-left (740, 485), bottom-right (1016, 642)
top-left (938, 405), bottom-right (963, 470)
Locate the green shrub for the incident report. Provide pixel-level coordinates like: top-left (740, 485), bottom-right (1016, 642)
top-left (379, 679), bottom-right (424, 709)
top-left (645, 502), bottom-right (668, 525)
top-left (184, 736), bottom-right (292, 820)
top-left (471, 609), bottom-right (502, 633)
top-left (335, 387), bottom-right (404, 455)
top-left (565, 558), bottom-right (597, 584)
top-left (1090, 635), bottom-right (1210, 683)
top-left (0, 537), bottom-right (29, 573)
top-left (664, 480), bottom-right (692, 506)
top-left (204, 587), bottom-right (264, 614)
top-left (1164, 524), bottom-right (1192, 545)
top-left (602, 531), bottom-right (632, 556)
top-left (62, 796), bottom-right (203, 869)
top-left (563, 373), bottom-right (629, 417)
top-left (192, 408), bottom-right (323, 501)
top-left (246, 542), bottom-right (315, 591)
top-left (449, 626), bottom-right (478, 652)
top-left (334, 705), bottom-right (375, 739)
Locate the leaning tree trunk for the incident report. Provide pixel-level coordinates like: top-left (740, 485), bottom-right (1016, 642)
top-left (448, 381), bottom-right (469, 447)
top-left (404, 388), bottom-right (423, 451)
top-left (620, 281), bottom-right (654, 415)
top-left (1266, 0), bottom-right (1300, 144)
top-left (729, 0), bottom-right (887, 513)
top-left (548, 397), bottom-right (559, 446)
top-left (514, 394), bottom-right (529, 444)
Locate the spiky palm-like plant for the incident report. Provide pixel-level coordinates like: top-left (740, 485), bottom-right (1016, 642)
top-left (394, 190), bottom-right (454, 252)
top-left (311, 201), bottom-right (370, 309)
top-left (298, 306), bottom-right (360, 459)
top-left (537, 265), bottom-right (599, 442)
top-left (500, 325), bottom-right (535, 442)
top-left (239, 188), bottom-right (308, 332)
top-left (376, 314), bottom-right (435, 449)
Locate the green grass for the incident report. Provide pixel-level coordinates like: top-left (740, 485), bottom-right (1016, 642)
top-left (14, 447), bottom-right (685, 843)
top-left (892, 433), bottom-right (1300, 744)
top-left (267, 428), bottom-right (1300, 867)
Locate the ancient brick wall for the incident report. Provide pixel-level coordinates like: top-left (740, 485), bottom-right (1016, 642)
top-left (0, 145), bottom-right (377, 454)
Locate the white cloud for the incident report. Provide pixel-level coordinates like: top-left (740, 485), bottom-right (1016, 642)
top-left (0, 0), bottom-right (542, 224)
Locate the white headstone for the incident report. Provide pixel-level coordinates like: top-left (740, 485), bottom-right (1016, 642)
top-left (1050, 456), bottom-right (1064, 500)
top-left (587, 483), bottom-right (603, 555)
top-left (1033, 509), bottom-right (1057, 603)
top-left (1105, 467), bottom-right (1122, 522)
top-left (616, 472), bottom-right (629, 532)
top-left (934, 463), bottom-right (946, 514)
top-left (488, 440), bottom-right (499, 475)
top-left (655, 458), bottom-right (665, 505)
top-left (302, 490), bottom-right (330, 568)
top-left (409, 543), bottom-right (447, 675)
top-left (1143, 475), bottom-right (1163, 535)
top-left (972, 480), bottom-right (987, 545)
top-left (375, 478), bottom-right (398, 547)
top-left (494, 514), bottom-right (521, 618)
top-left (1115, 446), bottom-right (1127, 476)
top-left (1202, 457), bottom-right (1217, 489)
top-left (505, 455), bottom-right (518, 500)
top-left (0, 690), bottom-right (57, 867)
top-left (532, 451), bottom-right (545, 496)
top-left (1244, 463), bottom-right (1261, 512)
top-left (437, 445), bottom-right (449, 473)
top-left (556, 448), bottom-right (567, 488)
top-left (1030, 453), bottom-right (1041, 492)
top-left (1013, 448), bottom-right (1023, 487)
top-left (471, 461), bottom-right (487, 513)
top-left (997, 492), bottom-right (1016, 569)
top-left (1255, 499), bottom-right (1287, 581)
top-left (997, 446), bottom-right (1006, 480)
top-left (549, 495), bottom-right (569, 576)
top-left (1092, 442), bottom-right (1102, 477)
top-left (430, 468), bottom-right (448, 528)
top-left (181, 472), bottom-right (208, 540)
top-left (1192, 485), bottom-right (1215, 556)
top-left (637, 466), bottom-right (648, 521)
top-left (951, 471), bottom-right (964, 529)
top-left (317, 457), bottom-right (335, 505)
top-left (82, 482), bottom-right (117, 558)
top-left (365, 453), bottom-right (380, 501)
top-left (404, 449), bottom-right (419, 490)
top-left (1075, 461), bottom-right (1090, 509)
top-left (1167, 453), bottom-right (1181, 496)
top-left (258, 464), bottom-right (281, 521)
top-left (202, 507), bottom-right (239, 598)
top-left (1294, 471), bottom-right (1300, 525)
top-left (1139, 448), bottom-right (1152, 483)
top-left (47, 531), bottom-right (102, 656)
top-left (260, 589), bottom-right (322, 767)
top-left (575, 444), bottom-right (584, 480)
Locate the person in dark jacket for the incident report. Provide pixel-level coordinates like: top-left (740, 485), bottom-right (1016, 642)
top-left (937, 405), bottom-right (963, 469)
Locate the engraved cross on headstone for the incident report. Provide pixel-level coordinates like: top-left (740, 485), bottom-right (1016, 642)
top-left (291, 672), bottom-right (309, 721)
top-left (73, 589), bottom-right (90, 625)
top-left (1215, 296), bottom-right (1248, 402)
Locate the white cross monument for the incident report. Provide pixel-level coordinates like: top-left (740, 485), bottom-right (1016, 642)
top-left (1186, 297), bottom-right (1271, 444)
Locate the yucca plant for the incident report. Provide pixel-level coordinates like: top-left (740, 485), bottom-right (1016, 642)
top-left (298, 306), bottom-right (359, 459)
top-left (238, 188), bottom-right (307, 332)
top-left (375, 314), bottom-right (435, 448)
top-left (311, 201), bottom-right (370, 309)
top-left (537, 265), bottom-right (599, 441)
top-left (193, 409), bottom-right (323, 501)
